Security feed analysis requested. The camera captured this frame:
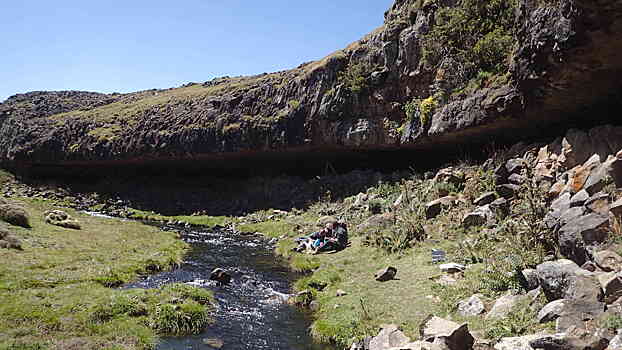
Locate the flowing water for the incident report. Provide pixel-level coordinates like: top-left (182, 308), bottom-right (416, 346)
top-left (123, 224), bottom-right (336, 350)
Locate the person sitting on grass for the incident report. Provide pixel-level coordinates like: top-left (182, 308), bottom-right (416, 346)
top-left (293, 221), bottom-right (348, 254)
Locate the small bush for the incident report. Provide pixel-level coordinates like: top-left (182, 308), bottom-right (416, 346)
top-left (90, 294), bottom-right (147, 323)
top-left (150, 300), bottom-right (210, 335)
top-left (403, 94), bottom-right (439, 128)
top-left (602, 314), bottom-right (622, 330)
top-left (337, 62), bottom-right (371, 94)
top-left (485, 297), bottom-right (547, 340)
top-left (160, 283), bottom-right (213, 305)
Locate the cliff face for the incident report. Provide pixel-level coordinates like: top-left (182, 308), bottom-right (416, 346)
top-left (1, 0), bottom-right (622, 171)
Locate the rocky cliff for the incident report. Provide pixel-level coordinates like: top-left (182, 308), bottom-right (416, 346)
top-left (1, 0), bottom-right (622, 174)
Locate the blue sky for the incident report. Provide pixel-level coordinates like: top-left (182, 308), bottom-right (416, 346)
top-left (1, 0), bottom-right (393, 102)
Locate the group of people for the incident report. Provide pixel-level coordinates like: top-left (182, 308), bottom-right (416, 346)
top-left (293, 221), bottom-right (349, 254)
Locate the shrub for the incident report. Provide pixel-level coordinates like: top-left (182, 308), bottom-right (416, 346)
top-left (90, 294), bottom-right (147, 323)
top-left (423, 0), bottom-right (517, 86)
top-left (337, 62), bottom-right (371, 94)
top-left (403, 94), bottom-right (439, 128)
top-left (288, 100), bottom-right (301, 110)
top-left (150, 300), bottom-right (210, 335)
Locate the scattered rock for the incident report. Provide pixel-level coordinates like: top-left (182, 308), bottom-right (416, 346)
top-left (309, 300), bottom-right (320, 312)
top-left (529, 331), bottom-right (610, 350)
top-left (0, 204), bottom-right (30, 228)
top-left (505, 159), bottom-right (526, 175)
top-left (585, 192), bottom-right (611, 216)
top-left (558, 213), bottom-right (609, 265)
top-left (520, 269), bottom-right (540, 291)
top-left (496, 184), bottom-right (520, 199)
top-left (440, 263), bottom-right (466, 273)
top-left (495, 334), bottom-right (549, 350)
top-left (368, 324), bottom-right (411, 350)
top-left (538, 299), bottom-right (567, 323)
top-left (570, 190), bottom-right (590, 208)
top-left (610, 199), bottom-right (622, 218)
top-left (426, 196), bottom-right (457, 219)
top-left (537, 259), bottom-right (603, 302)
top-left (458, 294), bottom-right (485, 317)
top-left (462, 205), bottom-right (495, 228)
top-left (474, 192), bottom-right (497, 206)
top-left (508, 174), bottom-right (527, 186)
top-left (598, 272), bottom-right (622, 304)
top-left (375, 266), bottom-right (397, 282)
top-left (434, 168), bottom-right (465, 187)
top-left (336, 289), bottom-right (348, 297)
top-left (210, 268), bottom-right (232, 285)
top-left (594, 250), bottom-right (622, 272)
top-left (490, 198), bottom-right (510, 218)
top-left (486, 293), bottom-right (523, 320)
top-left (419, 316), bottom-right (474, 350)
top-left (581, 261), bottom-right (602, 273)
top-left (0, 225), bottom-right (21, 250)
top-left (44, 210), bottom-right (81, 230)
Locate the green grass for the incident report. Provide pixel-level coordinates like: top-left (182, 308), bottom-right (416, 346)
top-left (128, 209), bottom-right (231, 227)
top-left (0, 199), bottom-right (214, 350)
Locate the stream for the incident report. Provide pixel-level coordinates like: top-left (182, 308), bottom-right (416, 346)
top-left (123, 224), bottom-right (336, 350)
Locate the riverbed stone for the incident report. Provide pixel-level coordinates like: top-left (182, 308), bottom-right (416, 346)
top-left (210, 268), bottom-right (232, 285)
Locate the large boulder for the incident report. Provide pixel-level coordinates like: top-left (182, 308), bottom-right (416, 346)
top-left (0, 204), bottom-right (30, 228)
top-left (594, 250), bottom-right (622, 273)
top-left (426, 196), bottom-right (457, 219)
top-left (368, 324), bottom-right (411, 350)
top-left (558, 213), bottom-right (609, 265)
top-left (486, 293), bottom-right (523, 320)
top-left (598, 272), bottom-right (622, 304)
top-left (462, 205), bottom-right (495, 228)
top-left (419, 316), bottom-right (474, 350)
top-left (0, 225), bottom-right (21, 250)
top-left (375, 266), bottom-right (397, 282)
top-left (458, 294), bottom-right (485, 317)
top-left (44, 210), bottom-right (81, 230)
top-left (536, 259), bottom-right (603, 302)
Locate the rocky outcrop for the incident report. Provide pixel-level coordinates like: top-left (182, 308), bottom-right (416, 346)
top-left (1, 0), bottom-right (622, 176)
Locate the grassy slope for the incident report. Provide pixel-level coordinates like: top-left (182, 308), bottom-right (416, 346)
top-left (0, 198), bottom-right (213, 350)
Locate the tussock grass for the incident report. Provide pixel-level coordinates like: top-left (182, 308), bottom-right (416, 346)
top-left (0, 199), bottom-right (213, 349)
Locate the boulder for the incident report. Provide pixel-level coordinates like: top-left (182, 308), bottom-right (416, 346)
top-left (0, 204), bottom-right (30, 228)
top-left (520, 269), bottom-right (540, 291)
top-left (368, 324), bottom-right (411, 350)
top-left (610, 151), bottom-right (622, 188)
top-left (490, 198), bottom-right (510, 218)
top-left (375, 266), bottom-right (397, 282)
top-left (462, 205), bottom-right (495, 228)
top-left (336, 289), bottom-right (348, 297)
top-left (610, 199), bottom-right (622, 218)
top-left (554, 300), bottom-right (605, 333)
top-left (538, 299), bottom-right (567, 323)
top-left (420, 316), bottom-right (474, 350)
top-left (609, 332), bottom-right (622, 350)
top-left (594, 250), bottom-right (622, 272)
top-left (458, 294), bottom-right (485, 317)
top-left (585, 192), bottom-right (611, 216)
top-left (426, 196), bottom-right (457, 219)
top-left (585, 163), bottom-right (611, 196)
top-left (598, 272), bottom-right (622, 304)
top-left (435, 168), bottom-right (465, 187)
top-left (508, 174), bottom-right (527, 186)
top-left (440, 263), bottom-right (466, 273)
top-left (537, 259), bottom-right (603, 302)
top-left (496, 184), bottom-right (520, 199)
top-left (551, 193), bottom-right (572, 213)
top-left (495, 163), bottom-right (510, 185)
top-left (486, 293), bottom-right (523, 320)
top-left (558, 213), bottom-right (609, 265)
top-left (564, 155), bottom-right (602, 194)
top-left (494, 334), bottom-right (547, 350)
top-left (474, 192), bottom-right (497, 206)
top-left (570, 190), bottom-right (590, 208)
top-left (505, 159), bottom-right (526, 175)
top-left (44, 210), bottom-right (81, 230)
top-left (209, 268), bottom-right (232, 285)
top-left (529, 335), bottom-right (608, 350)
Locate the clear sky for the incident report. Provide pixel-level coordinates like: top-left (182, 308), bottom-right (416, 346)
top-left (1, 0), bottom-right (394, 102)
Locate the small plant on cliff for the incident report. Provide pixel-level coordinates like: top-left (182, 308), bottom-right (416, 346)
top-left (288, 100), bottom-right (301, 110)
top-left (423, 0), bottom-right (517, 86)
top-left (337, 62), bottom-right (370, 94)
top-left (403, 94), bottom-right (439, 127)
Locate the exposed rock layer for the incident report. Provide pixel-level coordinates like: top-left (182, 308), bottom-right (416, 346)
top-left (1, 0), bottom-right (622, 174)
